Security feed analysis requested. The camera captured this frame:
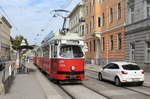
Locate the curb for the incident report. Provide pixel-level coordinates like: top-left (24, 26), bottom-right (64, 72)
top-left (34, 66), bottom-right (63, 99)
top-left (0, 83), bottom-right (5, 96)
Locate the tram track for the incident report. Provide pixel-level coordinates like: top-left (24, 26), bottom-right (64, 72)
top-left (85, 69), bottom-right (150, 97)
top-left (57, 82), bottom-right (108, 99)
top-left (123, 86), bottom-right (150, 96)
top-left (80, 83), bottom-right (110, 99)
top-left (85, 69), bottom-right (99, 73)
top-left (58, 84), bottom-right (76, 99)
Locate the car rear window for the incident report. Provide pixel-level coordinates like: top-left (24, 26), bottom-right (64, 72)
top-left (122, 64), bottom-right (140, 70)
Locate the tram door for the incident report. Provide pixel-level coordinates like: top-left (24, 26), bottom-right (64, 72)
top-left (42, 44), bottom-right (49, 73)
top-left (50, 44), bottom-right (58, 75)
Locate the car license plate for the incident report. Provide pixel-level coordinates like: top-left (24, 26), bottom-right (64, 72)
top-left (70, 76), bottom-right (76, 79)
top-left (132, 78), bottom-right (140, 81)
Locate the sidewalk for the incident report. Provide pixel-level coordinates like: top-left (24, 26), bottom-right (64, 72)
top-left (0, 62), bottom-right (63, 99)
top-left (85, 64), bottom-right (150, 85)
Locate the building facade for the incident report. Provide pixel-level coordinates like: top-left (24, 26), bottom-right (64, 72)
top-left (83, 0), bottom-right (101, 64)
top-left (125, 0), bottom-right (150, 72)
top-left (100, 0), bottom-right (126, 65)
top-left (83, 0), bottom-right (126, 65)
top-left (0, 15), bottom-right (12, 60)
top-left (68, 2), bottom-right (85, 36)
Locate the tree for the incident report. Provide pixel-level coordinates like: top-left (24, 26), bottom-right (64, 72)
top-left (11, 35), bottom-right (29, 50)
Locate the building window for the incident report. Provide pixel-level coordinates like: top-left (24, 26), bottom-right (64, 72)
top-left (147, 6), bottom-right (150, 18)
top-left (102, 37), bottom-right (105, 51)
top-left (117, 33), bottom-right (122, 49)
top-left (109, 8), bottom-right (113, 23)
top-left (80, 26), bottom-right (82, 35)
top-left (93, 0), bottom-right (95, 5)
top-left (146, 42), bottom-right (150, 62)
top-left (82, 25), bottom-right (84, 36)
top-left (110, 35), bottom-right (114, 50)
top-left (98, 17), bottom-right (101, 27)
top-left (86, 6), bottom-right (88, 15)
top-left (86, 24), bottom-right (88, 34)
top-left (102, 12), bottom-right (105, 26)
top-left (90, 21), bottom-right (92, 32)
top-left (117, 3), bottom-right (121, 19)
top-left (90, 41), bottom-right (92, 52)
top-left (130, 43), bottom-right (135, 62)
top-left (86, 42), bottom-right (89, 52)
top-left (94, 40), bottom-right (96, 52)
top-left (90, 2), bottom-right (92, 12)
top-left (147, 0), bottom-right (150, 4)
top-left (130, 5), bottom-right (134, 23)
top-left (92, 16), bottom-right (95, 29)
top-left (99, 0), bottom-right (104, 3)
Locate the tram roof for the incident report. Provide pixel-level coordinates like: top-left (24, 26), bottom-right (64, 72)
top-left (48, 32), bottom-right (83, 42)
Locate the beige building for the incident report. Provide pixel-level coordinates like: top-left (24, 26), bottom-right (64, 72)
top-left (0, 15), bottom-right (12, 60)
top-left (68, 1), bottom-right (85, 36)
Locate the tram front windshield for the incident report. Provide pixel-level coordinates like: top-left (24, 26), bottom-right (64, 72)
top-left (60, 45), bottom-right (83, 58)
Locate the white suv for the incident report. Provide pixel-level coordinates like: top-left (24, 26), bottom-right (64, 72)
top-left (98, 62), bottom-right (144, 86)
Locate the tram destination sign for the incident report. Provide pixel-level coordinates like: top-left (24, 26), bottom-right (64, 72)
top-left (66, 40), bottom-right (79, 45)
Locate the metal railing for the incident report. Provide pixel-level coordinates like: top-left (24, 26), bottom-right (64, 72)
top-left (0, 61), bottom-right (15, 84)
top-left (0, 61), bottom-right (15, 95)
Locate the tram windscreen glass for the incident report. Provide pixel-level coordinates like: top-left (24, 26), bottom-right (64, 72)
top-left (60, 45), bottom-right (83, 58)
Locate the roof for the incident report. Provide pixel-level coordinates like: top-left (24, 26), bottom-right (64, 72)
top-left (111, 61), bottom-right (137, 66)
top-left (50, 32), bottom-right (83, 41)
top-left (68, 1), bottom-right (84, 18)
top-left (0, 15), bottom-right (12, 28)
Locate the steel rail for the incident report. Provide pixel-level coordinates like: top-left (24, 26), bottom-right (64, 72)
top-left (57, 84), bottom-right (76, 99)
top-left (80, 83), bottom-right (110, 99)
top-left (85, 70), bottom-right (150, 97)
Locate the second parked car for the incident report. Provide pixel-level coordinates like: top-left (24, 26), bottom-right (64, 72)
top-left (98, 62), bottom-right (144, 86)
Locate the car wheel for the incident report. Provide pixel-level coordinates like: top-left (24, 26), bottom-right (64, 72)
top-left (115, 77), bottom-right (122, 87)
top-left (98, 72), bottom-right (103, 81)
top-left (137, 82), bottom-right (143, 86)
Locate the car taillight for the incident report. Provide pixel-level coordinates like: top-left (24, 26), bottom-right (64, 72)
top-left (121, 71), bottom-right (128, 74)
top-left (142, 71), bottom-right (144, 74)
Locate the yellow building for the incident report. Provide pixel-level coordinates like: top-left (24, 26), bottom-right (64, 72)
top-left (83, 0), bottom-right (126, 65)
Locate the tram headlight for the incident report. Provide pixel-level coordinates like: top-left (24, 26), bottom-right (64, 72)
top-left (71, 66), bottom-right (76, 71)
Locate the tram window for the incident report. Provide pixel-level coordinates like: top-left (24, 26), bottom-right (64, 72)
top-left (51, 45), bottom-right (54, 58)
top-left (42, 45), bottom-right (49, 58)
top-left (37, 48), bottom-right (42, 57)
top-left (54, 45), bottom-right (57, 57)
top-left (60, 45), bottom-right (83, 58)
top-left (72, 46), bottom-right (83, 57)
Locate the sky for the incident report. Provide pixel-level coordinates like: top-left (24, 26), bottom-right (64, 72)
top-left (0, 0), bottom-right (81, 45)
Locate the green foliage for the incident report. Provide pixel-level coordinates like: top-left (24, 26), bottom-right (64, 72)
top-left (11, 35), bottom-right (29, 50)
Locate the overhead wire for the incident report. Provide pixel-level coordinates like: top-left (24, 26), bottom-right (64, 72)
top-left (39, 0), bottom-right (75, 33)
top-left (0, 5), bottom-right (22, 35)
top-left (34, 0), bottom-right (80, 44)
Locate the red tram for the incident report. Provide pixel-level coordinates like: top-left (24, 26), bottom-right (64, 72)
top-left (33, 33), bottom-right (85, 81)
